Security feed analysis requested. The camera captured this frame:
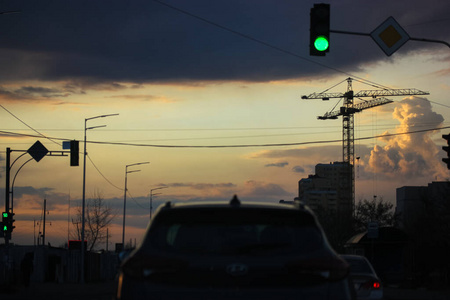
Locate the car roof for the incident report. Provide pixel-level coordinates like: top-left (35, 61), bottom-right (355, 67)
top-left (158, 195), bottom-right (314, 214)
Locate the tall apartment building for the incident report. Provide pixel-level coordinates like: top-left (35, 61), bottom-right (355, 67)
top-left (298, 161), bottom-right (353, 217)
top-left (396, 181), bottom-right (450, 231)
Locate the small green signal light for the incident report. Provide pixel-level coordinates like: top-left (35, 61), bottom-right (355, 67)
top-left (2, 224), bottom-right (7, 231)
top-left (314, 36), bottom-right (329, 51)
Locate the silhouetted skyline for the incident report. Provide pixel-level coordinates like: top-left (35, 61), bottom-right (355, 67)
top-left (0, 0), bottom-right (449, 247)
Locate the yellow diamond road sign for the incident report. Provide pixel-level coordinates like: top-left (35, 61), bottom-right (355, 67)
top-left (371, 17), bottom-right (410, 56)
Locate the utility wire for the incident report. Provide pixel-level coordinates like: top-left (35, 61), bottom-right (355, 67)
top-left (0, 104), bottom-right (61, 146)
top-left (150, 0), bottom-right (392, 89)
top-left (3, 121), bottom-right (450, 133)
top-left (87, 154), bottom-right (122, 191)
top-left (151, 1), bottom-right (450, 107)
top-left (3, 123), bottom-right (448, 144)
top-left (1, 126), bottom-right (449, 149)
top-left (0, 104), bottom-right (121, 191)
top-left (127, 190), bottom-right (148, 210)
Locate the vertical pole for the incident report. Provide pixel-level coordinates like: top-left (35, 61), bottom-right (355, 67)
top-left (150, 191), bottom-right (152, 220)
top-left (106, 228), bottom-right (109, 252)
top-left (4, 148), bottom-right (10, 245)
top-left (81, 119), bottom-right (87, 284)
top-left (122, 169), bottom-right (127, 249)
top-left (67, 194), bottom-right (70, 246)
top-left (43, 198), bottom-right (46, 246)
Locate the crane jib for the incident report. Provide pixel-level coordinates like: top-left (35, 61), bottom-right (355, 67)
top-left (302, 88), bottom-right (429, 100)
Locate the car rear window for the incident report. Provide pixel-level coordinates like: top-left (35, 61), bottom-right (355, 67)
top-left (345, 258), bottom-right (373, 274)
top-left (146, 207), bottom-right (324, 255)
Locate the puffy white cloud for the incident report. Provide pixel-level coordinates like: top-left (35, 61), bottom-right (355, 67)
top-left (366, 97), bottom-right (447, 179)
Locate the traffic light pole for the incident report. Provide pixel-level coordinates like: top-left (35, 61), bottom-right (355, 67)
top-left (308, 3), bottom-right (449, 57)
top-left (329, 29), bottom-right (450, 48)
top-left (4, 148), bottom-right (10, 245)
top-left (3, 146), bottom-right (71, 244)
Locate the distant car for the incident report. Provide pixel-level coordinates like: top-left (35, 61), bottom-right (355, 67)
top-left (115, 196), bottom-right (355, 300)
top-left (341, 255), bottom-right (383, 300)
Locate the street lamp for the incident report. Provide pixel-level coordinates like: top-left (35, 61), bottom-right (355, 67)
top-left (150, 186), bottom-right (168, 220)
top-left (81, 113), bottom-right (118, 284)
top-left (122, 162), bottom-right (149, 248)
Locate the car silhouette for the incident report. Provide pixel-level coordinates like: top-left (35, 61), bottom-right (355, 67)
top-left (341, 254), bottom-right (383, 300)
top-left (115, 196), bottom-right (355, 299)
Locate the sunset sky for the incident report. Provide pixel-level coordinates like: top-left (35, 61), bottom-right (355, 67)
top-left (1, 0), bottom-right (449, 248)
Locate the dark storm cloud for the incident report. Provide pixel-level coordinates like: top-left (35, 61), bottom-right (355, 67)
top-left (265, 161), bottom-right (289, 168)
top-left (292, 166), bottom-right (305, 173)
top-left (0, 0), bottom-right (448, 84)
top-left (161, 182), bottom-right (236, 190)
top-left (7, 186), bottom-right (54, 199)
top-left (244, 180), bottom-right (290, 197)
top-left (0, 86), bottom-right (69, 100)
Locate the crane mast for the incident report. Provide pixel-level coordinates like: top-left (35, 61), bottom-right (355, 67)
top-left (302, 77), bottom-right (429, 215)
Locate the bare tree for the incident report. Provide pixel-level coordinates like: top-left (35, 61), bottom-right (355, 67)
top-left (72, 191), bottom-right (115, 251)
top-left (353, 197), bottom-right (397, 233)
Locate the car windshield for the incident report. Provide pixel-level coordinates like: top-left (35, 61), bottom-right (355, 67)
top-left (146, 207), bottom-right (324, 255)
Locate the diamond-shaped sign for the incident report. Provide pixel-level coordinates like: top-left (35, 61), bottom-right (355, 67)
top-left (371, 17), bottom-right (409, 56)
top-left (27, 140), bottom-right (48, 162)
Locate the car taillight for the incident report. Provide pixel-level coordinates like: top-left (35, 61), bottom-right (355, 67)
top-left (122, 255), bottom-right (188, 279)
top-left (286, 256), bottom-right (349, 281)
top-left (362, 280), bottom-right (381, 289)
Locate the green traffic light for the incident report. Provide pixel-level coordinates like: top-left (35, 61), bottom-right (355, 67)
top-left (314, 36), bottom-right (329, 51)
top-left (2, 224), bottom-right (7, 231)
top-left (2, 212), bottom-right (8, 218)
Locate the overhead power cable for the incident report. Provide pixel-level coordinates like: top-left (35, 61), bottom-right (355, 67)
top-left (86, 154), bottom-right (122, 191)
top-left (150, 0), bottom-right (392, 89)
top-left (151, 1), bottom-right (450, 109)
top-left (0, 104), bottom-right (61, 146)
top-left (1, 126), bottom-right (449, 149)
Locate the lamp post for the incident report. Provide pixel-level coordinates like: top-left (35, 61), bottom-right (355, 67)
top-left (80, 113), bottom-right (118, 284)
top-left (150, 186), bottom-right (168, 220)
top-left (122, 162), bottom-right (149, 248)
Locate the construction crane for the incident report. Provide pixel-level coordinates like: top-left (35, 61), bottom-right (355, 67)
top-left (301, 77), bottom-right (429, 214)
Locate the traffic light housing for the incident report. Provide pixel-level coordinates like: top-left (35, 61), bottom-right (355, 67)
top-left (310, 3), bottom-right (330, 56)
top-left (2, 212), bottom-right (14, 239)
top-left (70, 140), bottom-right (79, 166)
top-left (443, 134), bottom-right (450, 169)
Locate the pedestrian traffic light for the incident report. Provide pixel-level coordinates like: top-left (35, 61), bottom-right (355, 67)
top-left (310, 3), bottom-right (330, 56)
top-left (443, 134), bottom-right (450, 169)
top-left (1, 212), bottom-right (14, 239)
top-left (2, 212), bottom-right (8, 223)
top-left (70, 140), bottom-right (79, 166)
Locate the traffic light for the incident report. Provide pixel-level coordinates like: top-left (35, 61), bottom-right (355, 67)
top-left (443, 134), bottom-right (450, 169)
top-left (70, 140), bottom-right (79, 166)
top-left (9, 212), bottom-right (15, 233)
top-left (310, 3), bottom-right (330, 56)
top-left (2, 212), bottom-right (8, 223)
top-left (2, 212), bottom-right (14, 239)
